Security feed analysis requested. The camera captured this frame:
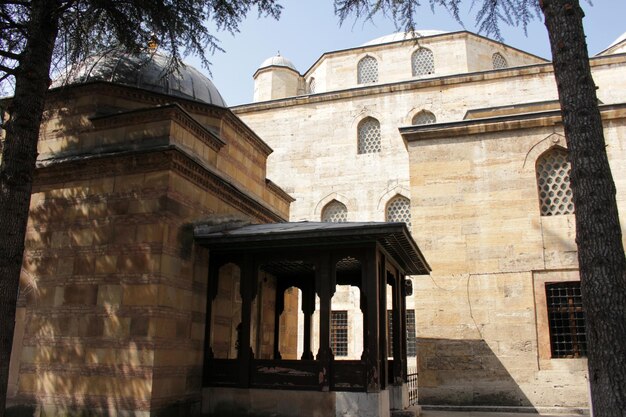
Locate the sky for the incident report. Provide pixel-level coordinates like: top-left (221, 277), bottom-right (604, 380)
top-left (189, 1), bottom-right (626, 106)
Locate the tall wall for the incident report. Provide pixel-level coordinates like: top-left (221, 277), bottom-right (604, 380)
top-left (405, 110), bottom-right (626, 409)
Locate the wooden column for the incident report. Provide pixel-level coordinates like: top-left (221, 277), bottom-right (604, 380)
top-left (316, 253), bottom-right (333, 391)
top-left (363, 247), bottom-right (380, 393)
top-left (301, 279), bottom-right (315, 360)
top-left (238, 256), bottom-right (256, 387)
top-left (400, 272), bottom-right (408, 382)
top-left (378, 255), bottom-right (388, 389)
top-left (391, 267), bottom-right (406, 384)
top-left (201, 255), bottom-right (220, 385)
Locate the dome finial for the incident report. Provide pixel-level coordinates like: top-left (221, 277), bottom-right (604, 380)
top-left (148, 33), bottom-right (159, 51)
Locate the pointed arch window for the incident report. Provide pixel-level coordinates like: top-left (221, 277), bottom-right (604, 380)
top-left (358, 56), bottom-right (378, 84)
top-left (386, 195), bottom-right (412, 228)
top-left (412, 110), bottom-right (436, 125)
top-left (357, 117), bottom-right (381, 154)
top-left (492, 53), bottom-right (508, 69)
top-left (322, 200), bottom-right (348, 222)
top-left (536, 147), bottom-right (574, 216)
top-left (411, 48), bottom-right (434, 76)
top-left (308, 77), bottom-right (316, 94)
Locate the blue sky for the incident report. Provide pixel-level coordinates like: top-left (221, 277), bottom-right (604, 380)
top-left (192, 1), bottom-right (625, 106)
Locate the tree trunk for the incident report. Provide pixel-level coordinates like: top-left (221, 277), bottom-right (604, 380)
top-left (541, 1), bottom-right (626, 416)
top-left (0, 1), bottom-right (59, 414)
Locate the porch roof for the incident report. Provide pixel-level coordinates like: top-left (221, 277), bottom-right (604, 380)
top-left (194, 221), bottom-right (431, 275)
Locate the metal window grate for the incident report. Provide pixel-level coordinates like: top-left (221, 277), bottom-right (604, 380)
top-left (546, 282), bottom-right (587, 358)
top-left (358, 56), bottom-right (378, 84)
top-left (492, 52), bottom-right (508, 69)
top-left (412, 48), bottom-right (434, 76)
top-left (386, 196), bottom-right (412, 228)
top-left (321, 200), bottom-right (347, 222)
top-left (412, 111), bottom-right (436, 125)
top-left (387, 309), bottom-right (416, 357)
top-left (358, 117), bottom-right (381, 154)
top-left (331, 310), bottom-right (348, 357)
top-left (536, 148), bottom-right (575, 216)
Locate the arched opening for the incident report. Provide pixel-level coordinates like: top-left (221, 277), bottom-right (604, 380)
top-left (330, 256), bottom-right (363, 360)
top-left (357, 116), bottom-right (381, 154)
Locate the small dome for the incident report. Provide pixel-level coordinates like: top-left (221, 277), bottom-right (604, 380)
top-left (52, 51), bottom-right (226, 107)
top-left (258, 53), bottom-right (297, 72)
top-left (361, 30), bottom-right (448, 47)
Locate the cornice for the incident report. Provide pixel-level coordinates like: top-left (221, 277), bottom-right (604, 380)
top-left (34, 147), bottom-right (286, 224)
top-left (266, 178), bottom-right (295, 203)
top-left (400, 103), bottom-right (626, 142)
top-left (90, 103), bottom-right (225, 152)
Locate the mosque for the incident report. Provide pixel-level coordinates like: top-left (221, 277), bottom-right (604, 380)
top-left (3, 29), bottom-right (626, 417)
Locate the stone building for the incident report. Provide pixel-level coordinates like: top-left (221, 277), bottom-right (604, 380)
top-left (4, 28), bottom-right (626, 417)
top-left (232, 30), bottom-right (626, 413)
top-left (4, 51), bottom-right (294, 417)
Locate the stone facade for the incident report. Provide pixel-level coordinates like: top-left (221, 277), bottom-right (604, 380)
top-left (234, 31), bottom-right (626, 412)
top-left (5, 80), bottom-right (291, 417)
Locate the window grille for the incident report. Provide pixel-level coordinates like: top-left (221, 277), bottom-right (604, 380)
top-left (331, 310), bottom-right (348, 357)
top-left (492, 53), bottom-right (508, 69)
top-left (387, 309), bottom-right (417, 357)
top-left (321, 200), bottom-right (347, 222)
top-left (386, 195), bottom-right (412, 228)
top-left (546, 282), bottom-right (587, 358)
top-left (412, 111), bottom-right (436, 125)
top-left (358, 56), bottom-right (378, 84)
top-left (536, 148), bottom-right (574, 216)
top-left (309, 78), bottom-right (316, 94)
top-left (412, 48), bottom-right (434, 76)
top-left (357, 117), bottom-right (381, 154)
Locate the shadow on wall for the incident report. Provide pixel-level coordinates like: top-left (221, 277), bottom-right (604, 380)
top-left (416, 337), bottom-right (535, 409)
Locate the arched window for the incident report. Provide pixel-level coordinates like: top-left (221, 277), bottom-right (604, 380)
top-left (309, 77), bottom-right (316, 94)
top-left (412, 110), bottom-right (436, 125)
top-left (358, 56), bottom-right (378, 84)
top-left (536, 147), bottom-right (574, 216)
top-left (357, 117), bottom-right (381, 154)
top-left (322, 200), bottom-right (348, 222)
top-left (386, 195), bottom-right (412, 228)
top-left (411, 48), bottom-right (434, 76)
top-left (492, 52), bottom-right (508, 69)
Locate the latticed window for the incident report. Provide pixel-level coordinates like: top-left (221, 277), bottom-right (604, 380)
top-left (546, 282), bottom-right (587, 358)
top-left (309, 78), bottom-right (316, 94)
top-left (492, 53), bottom-right (508, 69)
top-left (358, 56), bottom-right (378, 84)
top-left (331, 310), bottom-right (348, 357)
top-left (387, 309), bottom-right (416, 357)
top-left (411, 48), bottom-right (434, 76)
top-left (357, 117), bottom-right (381, 154)
top-left (321, 200), bottom-right (347, 222)
top-left (386, 195), bottom-right (411, 228)
top-left (412, 111), bottom-right (436, 125)
top-left (536, 148), bottom-right (574, 216)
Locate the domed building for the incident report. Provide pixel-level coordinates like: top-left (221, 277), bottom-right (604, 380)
top-left (6, 50), bottom-right (295, 417)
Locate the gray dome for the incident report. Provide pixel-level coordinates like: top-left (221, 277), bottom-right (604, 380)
top-left (258, 53), bottom-right (297, 72)
top-left (53, 51), bottom-right (226, 107)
